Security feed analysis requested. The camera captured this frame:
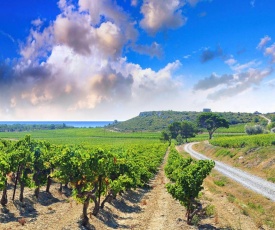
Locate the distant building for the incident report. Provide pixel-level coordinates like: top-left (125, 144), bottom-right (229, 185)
top-left (203, 108), bottom-right (211, 112)
top-left (253, 111), bottom-right (261, 115)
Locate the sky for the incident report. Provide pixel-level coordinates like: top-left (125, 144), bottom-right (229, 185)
top-left (0, 0), bottom-right (275, 121)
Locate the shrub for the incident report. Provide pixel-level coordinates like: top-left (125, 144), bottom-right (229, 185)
top-left (245, 125), bottom-right (265, 135)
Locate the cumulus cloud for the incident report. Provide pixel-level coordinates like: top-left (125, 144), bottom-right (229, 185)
top-left (1, 0), bottom-right (190, 120)
top-left (200, 46), bottom-right (223, 63)
top-left (20, 26), bottom-right (54, 60)
top-left (257, 35), bottom-right (271, 50)
top-left (78, 0), bottom-right (138, 42)
top-left (20, 0), bottom-right (138, 61)
top-left (140, 0), bottom-right (186, 35)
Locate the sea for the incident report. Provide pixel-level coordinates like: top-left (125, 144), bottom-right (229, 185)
top-left (0, 121), bottom-right (114, 128)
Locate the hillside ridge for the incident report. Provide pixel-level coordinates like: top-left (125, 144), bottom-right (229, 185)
top-left (108, 110), bottom-right (269, 132)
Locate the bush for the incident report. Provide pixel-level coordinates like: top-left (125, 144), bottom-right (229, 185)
top-left (245, 125), bottom-right (265, 135)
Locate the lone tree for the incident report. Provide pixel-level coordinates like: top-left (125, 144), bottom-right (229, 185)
top-left (197, 112), bottom-right (229, 139)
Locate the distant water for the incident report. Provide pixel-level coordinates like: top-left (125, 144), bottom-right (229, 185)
top-left (0, 121), bottom-right (113, 128)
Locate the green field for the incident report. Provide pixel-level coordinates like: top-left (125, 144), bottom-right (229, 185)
top-left (0, 128), bottom-right (161, 146)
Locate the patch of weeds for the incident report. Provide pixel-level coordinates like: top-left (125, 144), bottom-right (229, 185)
top-left (198, 191), bottom-right (203, 198)
top-left (214, 176), bottom-right (228, 187)
top-left (242, 208), bottom-right (249, 216)
top-left (265, 216), bottom-right (275, 228)
top-left (247, 202), bottom-right (265, 214)
top-left (267, 177), bottom-right (275, 183)
top-left (214, 180), bottom-right (226, 187)
top-left (204, 204), bottom-right (215, 217)
top-left (227, 194), bottom-right (236, 203)
top-left (191, 214), bottom-right (200, 226)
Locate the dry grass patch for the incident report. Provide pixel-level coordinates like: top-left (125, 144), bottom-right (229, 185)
top-left (204, 171), bottom-right (275, 229)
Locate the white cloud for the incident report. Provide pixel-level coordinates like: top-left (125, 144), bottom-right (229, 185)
top-left (265, 43), bottom-right (275, 63)
top-left (140, 0), bottom-right (186, 35)
top-left (131, 42), bottom-right (163, 58)
top-left (225, 57), bottom-right (237, 66)
top-left (257, 35), bottom-right (271, 50)
top-left (187, 0), bottom-right (200, 7)
top-left (131, 0), bottom-right (138, 7)
top-left (0, 30), bottom-right (16, 43)
top-left (194, 67), bottom-right (272, 100)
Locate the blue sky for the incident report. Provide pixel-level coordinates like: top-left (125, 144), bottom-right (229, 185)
top-left (0, 0), bottom-right (275, 121)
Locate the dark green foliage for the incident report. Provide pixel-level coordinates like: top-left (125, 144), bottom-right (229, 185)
top-left (197, 113), bottom-right (229, 139)
top-left (180, 121), bottom-right (198, 142)
top-left (167, 121), bottom-right (198, 144)
top-left (160, 131), bottom-right (171, 144)
top-left (169, 122), bottom-right (182, 139)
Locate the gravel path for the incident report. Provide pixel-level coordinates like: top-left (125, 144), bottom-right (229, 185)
top-left (184, 143), bottom-right (275, 202)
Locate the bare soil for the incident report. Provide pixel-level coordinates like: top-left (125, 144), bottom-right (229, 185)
top-left (0, 148), bottom-right (267, 230)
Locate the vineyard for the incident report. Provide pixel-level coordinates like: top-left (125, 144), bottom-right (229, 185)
top-left (0, 135), bottom-right (167, 227)
top-left (209, 133), bottom-right (275, 148)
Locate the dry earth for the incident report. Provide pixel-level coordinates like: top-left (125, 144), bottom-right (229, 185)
top-left (0, 147), bottom-right (267, 230)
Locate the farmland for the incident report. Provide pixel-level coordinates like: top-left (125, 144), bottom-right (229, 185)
top-left (1, 113), bottom-right (275, 229)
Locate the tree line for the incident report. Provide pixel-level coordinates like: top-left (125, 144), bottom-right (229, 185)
top-left (160, 112), bottom-right (230, 143)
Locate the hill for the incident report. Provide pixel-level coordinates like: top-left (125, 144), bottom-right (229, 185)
top-left (107, 110), bottom-right (267, 132)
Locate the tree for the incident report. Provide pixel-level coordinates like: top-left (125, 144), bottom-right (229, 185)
top-left (180, 121), bottom-right (198, 142)
top-left (166, 121), bottom-right (198, 144)
top-left (197, 113), bottom-right (229, 139)
top-left (176, 134), bottom-right (184, 145)
top-left (160, 131), bottom-right (171, 145)
top-left (168, 122), bottom-right (181, 139)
